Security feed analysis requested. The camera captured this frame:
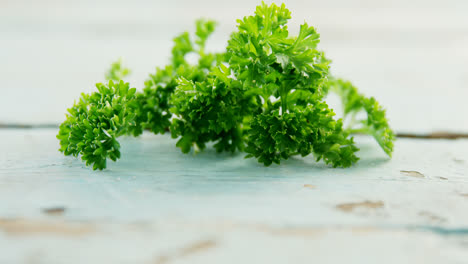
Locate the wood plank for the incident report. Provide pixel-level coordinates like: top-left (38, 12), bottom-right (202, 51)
top-left (0, 129), bottom-right (467, 263)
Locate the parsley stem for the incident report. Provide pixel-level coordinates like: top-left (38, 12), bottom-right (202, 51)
top-left (346, 128), bottom-right (370, 135)
top-left (280, 86), bottom-right (288, 115)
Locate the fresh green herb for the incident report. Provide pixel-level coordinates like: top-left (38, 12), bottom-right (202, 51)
top-left (325, 78), bottom-right (395, 156)
top-left (57, 2), bottom-right (394, 170)
top-left (105, 58), bottom-right (131, 82)
top-left (57, 80), bottom-right (137, 170)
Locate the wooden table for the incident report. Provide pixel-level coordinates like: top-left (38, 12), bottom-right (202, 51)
top-left (1, 129), bottom-right (467, 263)
top-left (1, 0), bottom-right (468, 263)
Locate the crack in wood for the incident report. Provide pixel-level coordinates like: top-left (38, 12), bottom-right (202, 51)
top-left (336, 201), bottom-right (384, 212)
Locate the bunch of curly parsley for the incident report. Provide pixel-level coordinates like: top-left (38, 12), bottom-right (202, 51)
top-left (57, 2), bottom-right (394, 170)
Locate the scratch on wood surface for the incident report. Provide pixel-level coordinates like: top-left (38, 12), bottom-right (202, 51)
top-left (400, 170), bottom-right (425, 178)
top-left (336, 201), bottom-right (384, 212)
top-left (42, 207), bottom-right (66, 216)
top-left (153, 239), bottom-right (217, 264)
top-left (418, 211), bottom-right (447, 223)
top-left (179, 240), bottom-right (217, 257)
top-left (0, 219), bottom-right (94, 236)
top-left (303, 184), bottom-right (316, 189)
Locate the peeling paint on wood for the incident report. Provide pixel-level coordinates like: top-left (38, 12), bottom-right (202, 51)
top-left (336, 201), bottom-right (384, 212)
top-left (400, 170), bottom-right (425, 178)
top-left (42, 207), bottom-right (66, 216)
top-left (0, 130), bottom-right (468, 263)
top-left (0, 219), bottom-right (94, 236)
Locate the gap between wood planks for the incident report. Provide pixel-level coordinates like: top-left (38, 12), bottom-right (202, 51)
top-left (1, 123), bottom-right (468, 140)
top-left (395, 132), bottom-right (468, 139)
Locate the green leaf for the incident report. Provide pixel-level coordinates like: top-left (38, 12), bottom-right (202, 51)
top-left (57, 80), bottom-right (138, 170)
top-left (326, 78), bottom-right (395, 157)
top-left (105, 59), bottom-right (131, 81)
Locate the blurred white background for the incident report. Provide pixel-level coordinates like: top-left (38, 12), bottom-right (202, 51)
top-left (1, 0), bottom-right (467, 133)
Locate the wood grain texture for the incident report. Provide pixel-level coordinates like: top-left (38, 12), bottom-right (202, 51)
top-left (1, 1), bottom-right (468, 262)
top-left (1, 129), bottom-right (467, 263)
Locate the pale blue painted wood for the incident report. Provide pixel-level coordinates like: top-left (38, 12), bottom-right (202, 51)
top-left (0, 129), bottom-right (467, 263)
top-left (1, 1), bottom-right (468, 262)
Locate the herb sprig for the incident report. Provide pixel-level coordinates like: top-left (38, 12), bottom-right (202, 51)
top-left (57, 2), bottom-right (394, 170)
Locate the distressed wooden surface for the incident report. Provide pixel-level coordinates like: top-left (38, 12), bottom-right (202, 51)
top-left (1, 0), bottom-right (468, 132)
top-left (1, 129), bottom-right (468, 263)
top-left (1, 0), bottom-right (468, 263)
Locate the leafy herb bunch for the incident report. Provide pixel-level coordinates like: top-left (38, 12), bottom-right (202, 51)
top-left (57, 2), bottom-right (395, 170)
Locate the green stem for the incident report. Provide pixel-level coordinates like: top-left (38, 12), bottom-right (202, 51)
top-left (280, 85), bottom-right (288, 115)
top-left (345, 111), bottom-right (358, 128)
top-left (346, 128), bottom-right (370, 135)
